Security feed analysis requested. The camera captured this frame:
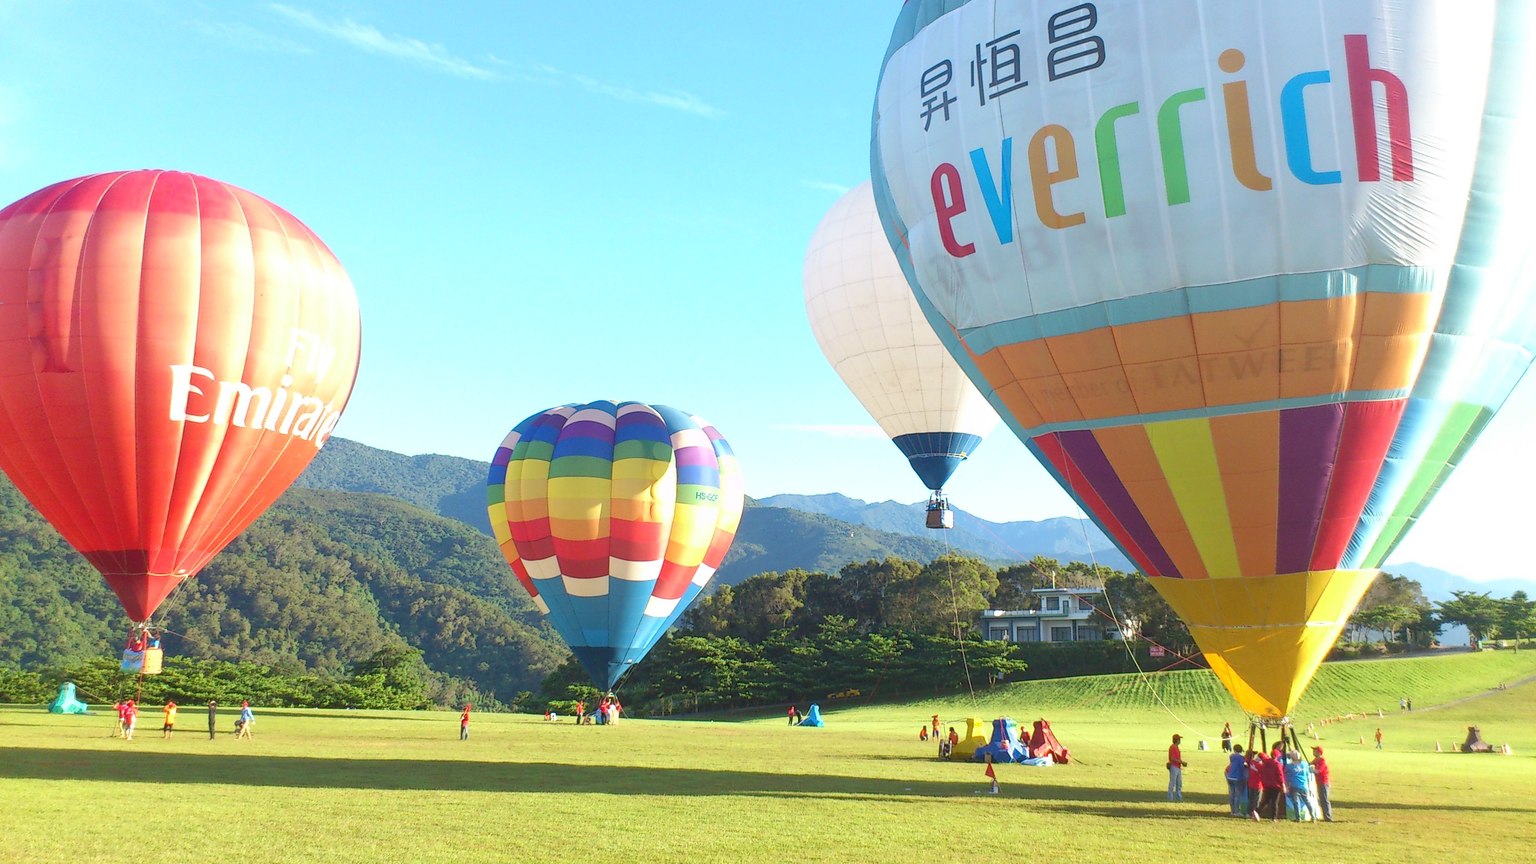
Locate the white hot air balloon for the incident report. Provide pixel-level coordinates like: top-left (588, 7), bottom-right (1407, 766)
top-left (804, 180), bottom-right (999, 528)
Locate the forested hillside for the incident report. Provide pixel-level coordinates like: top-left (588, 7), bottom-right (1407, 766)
top-left (0, 473), bottom-right (567, 699)
top-left (0, 438), bottom-right (959, 702)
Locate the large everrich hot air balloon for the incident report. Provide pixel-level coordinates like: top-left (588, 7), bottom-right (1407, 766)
top-left (804, 180), bottom-right (997, 529)
top-left (873, 1), bottom-right (1536, 721)
top-left (0, 170), bottom-right (363, 626)
top-left (486, 401), bottom-right (744, 690)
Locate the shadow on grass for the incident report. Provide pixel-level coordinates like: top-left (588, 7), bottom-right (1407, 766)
top-left (3, 747), bottom-right (1528, 815)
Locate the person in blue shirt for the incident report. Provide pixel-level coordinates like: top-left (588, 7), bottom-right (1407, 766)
top-left (1224, 749), bottom-right (1248, 816)
top-left (236, 701), bottom-right (255, 739)
top-left (1283, 749), bottom-right (1316, 822)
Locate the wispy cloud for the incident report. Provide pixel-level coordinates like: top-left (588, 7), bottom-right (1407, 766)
top-left (194, 20), bottom-right (315, 55)
top-left (263, 7), bottom-right (722, 118)
top-left (773, 424), bottom-right (887, 440)
top-left (267, 3), bottom-right (496, 80)
top-left (803, 180), bottom-right (852, 195)
top-left (530, 62), bottom-right (723, 119)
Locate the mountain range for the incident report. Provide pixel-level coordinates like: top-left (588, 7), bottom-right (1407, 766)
top-left (3, 436), bottom-right (1518, 694)
top-left (301, 438), bottom-right (1517, 602)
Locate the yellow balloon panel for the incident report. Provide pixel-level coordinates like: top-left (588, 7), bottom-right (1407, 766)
top-left (1152, 569), bottom-right (1378, 718)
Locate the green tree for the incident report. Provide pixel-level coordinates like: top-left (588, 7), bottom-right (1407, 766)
top-left (1499, 591), bottom-right (1535, 644)
top-left (991, 562), bottom-right (1045, 609)
top-left (348, 646), bottom-right (433, 709)
top-left (679, 584), bottom-right (736, 637)
top-left (1358, 572), bottom-right (1429, 611)
top-left (886, 554), bottom-right (998, 635)
top-left (1436, 591), bottom-right (1505, 645)
top-left (728, 570), bottom-right (809, 642)
top-left (793, 571), bottom-right (854, 634)
top-left (1351, 604), bottom-right (1422, 643)
top-left (839, 557), bottom-right (922, 632)
top-left (1103, 571), bottom-right (1193, 653)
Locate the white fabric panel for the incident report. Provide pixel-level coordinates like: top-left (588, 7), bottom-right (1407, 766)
top-left (609, 556), bottom-right (663, 582)
top-left (524, 557), bottom-right (561, 582)
top-left (804, 180), bottom-right (1000, 439)
top-left (563, 574), bottom-right (609, 598)
top-left (643, 595), bottom-right (680, 619)
top-left (874, 0), bottom-right (1493, 330)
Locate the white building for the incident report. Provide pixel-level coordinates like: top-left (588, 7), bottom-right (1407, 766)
top-left (979, 586), bottom-right (1122, 643)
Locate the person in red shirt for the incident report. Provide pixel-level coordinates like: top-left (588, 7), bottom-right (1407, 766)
top-left (1259, 746), bottom-right (1287, 821)
top-left (931, 714), bottom-right (940, 735)
top-left (122, 699), bottom-right (138, 741)
top-left (1245, 749), bottom-right (1265, 820)
top-left (459, 704), bottom-right (471, 740)
top-left (1166, 734), bottom-right (1187, 802)
top-left (1312, 746), bottom-right (1334, 822)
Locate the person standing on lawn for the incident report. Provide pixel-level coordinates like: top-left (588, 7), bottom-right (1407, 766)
top-left (1312, 746), bottom-right (1334, 822)
top-left (1245, 748), bottom-right (1265, 821)
top-left (1224, 747), bottom-right (1247, 815)
top-left (1166, 734), bottom-right (1188, 802)
top-left (161, 700), bottom-right (177, 739)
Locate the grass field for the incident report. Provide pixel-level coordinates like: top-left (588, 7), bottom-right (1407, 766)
top-left (2, 649), bottom-right (1533, 864)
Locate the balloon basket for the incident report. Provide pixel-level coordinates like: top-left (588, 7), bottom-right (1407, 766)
top-left (120, 647), bottom-right (164, 675)
top-left (925, 494), bottom-right (953, 530)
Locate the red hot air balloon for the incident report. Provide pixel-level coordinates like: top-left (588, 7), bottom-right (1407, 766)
top-left (0, 170), bottom-right (362, 623)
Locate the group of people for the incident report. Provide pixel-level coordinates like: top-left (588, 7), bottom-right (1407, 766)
top-left (536, 694), bottom-right (622, 727)
top-left (124, 629), bottom-right (162, 653)
top-left (1169, 730), bottom-right (1334, 822)
top-left (584, 694), bottom-right (621, 725)
top-left (113, 698), bottom-right (254, 740)
top-left (917, 716), bottom-right (960, 758)
top-left (1228, 743), bottom-right (1332, 822)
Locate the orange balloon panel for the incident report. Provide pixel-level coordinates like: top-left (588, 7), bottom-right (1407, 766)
top-left (0, 171), bottom-right (362, 621)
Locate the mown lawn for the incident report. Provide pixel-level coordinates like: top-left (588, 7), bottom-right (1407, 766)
top-left (1, 649), bottom-right (1532, 864)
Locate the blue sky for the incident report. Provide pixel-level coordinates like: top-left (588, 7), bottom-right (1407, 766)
top-left (0, 2), bottom-right (1529, 585)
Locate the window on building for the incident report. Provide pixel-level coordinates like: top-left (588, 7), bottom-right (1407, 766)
top-left (989, 628), bottom-right (1009, 641)
top-left (1015, 628), bottom-right (1039, 642)
top-left (1050, 626), bottom-right (1073, 642)
top-left (1078, 627), bottom-right (1100, 640)
top-left (1079, 597), bottom-right (1093, 611)
top-left (1045, 596), bottom-right (1061, 611)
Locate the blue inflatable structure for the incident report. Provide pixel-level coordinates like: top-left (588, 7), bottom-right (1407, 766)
top-left (973, 716), bottom-right (1058, 766)
top-left (48, 682), bottom-right (89, 715)
top-left (798, 703), bottom-right (824, 727)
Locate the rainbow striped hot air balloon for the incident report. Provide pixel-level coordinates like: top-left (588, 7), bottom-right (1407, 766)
top-left (486, 401), bottom-right (744, 690)
top-left (872, 0), bottom-right (1536, 719)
